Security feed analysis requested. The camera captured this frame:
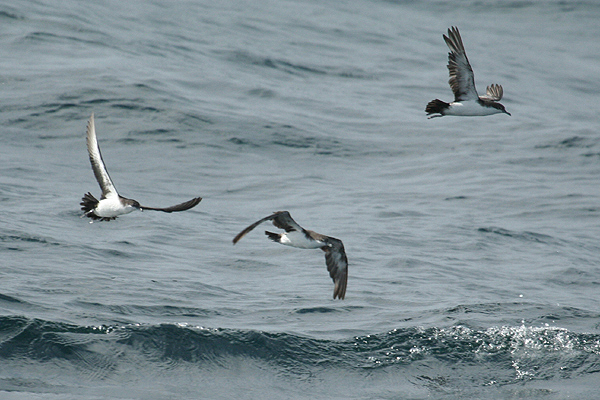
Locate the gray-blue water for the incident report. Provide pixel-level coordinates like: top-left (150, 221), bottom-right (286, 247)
top-left (1, 1), bottom-right (600, 399)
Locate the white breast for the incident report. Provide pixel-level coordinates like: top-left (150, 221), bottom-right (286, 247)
top-left (280, 230), bottom-right (324, 249)
top-left (95, 197), bottom-right (136, 218)
top-left (446, 100), bottom-right (501, 116)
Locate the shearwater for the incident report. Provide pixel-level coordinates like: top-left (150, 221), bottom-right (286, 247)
top-left (232, 211), bottom-right (348, 299)
top-left (426, 26), bottom-right (511, 118)
top-left (80, 113), bottom-right (202, 222)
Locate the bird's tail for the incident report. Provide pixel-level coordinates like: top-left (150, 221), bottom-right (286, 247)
top-left (425, 99), bottom-right (449, 117)
top-left (80, 192), bottom-right (99, 216)
top-left (265, 231), bottom-right (282, 243)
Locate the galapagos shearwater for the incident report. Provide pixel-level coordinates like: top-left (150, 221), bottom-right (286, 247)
top-left (232, 211), bottom-right (348, 299)
top-left (81, 113), bottom-right (202, 222)
top-left (426, 26), bottom-right (511, 118)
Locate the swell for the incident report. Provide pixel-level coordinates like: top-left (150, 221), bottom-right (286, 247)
top-left (222, 50), bottom-right (373, 79)
top-left (1, 316), bottom-right (599, 386)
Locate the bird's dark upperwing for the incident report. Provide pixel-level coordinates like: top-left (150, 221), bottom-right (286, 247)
top-left (323, 237), bottom-right (348, 300)
top-left (444, 26), bottom-right (478, 102)
top-left (232, 211), bottom-right (302, 244)
top-left (86, 113), bottom-right (118, 198)
top-left (270, 211), bottom-right (304, 232)
top-left (140, 197), bottom-right (202, 213)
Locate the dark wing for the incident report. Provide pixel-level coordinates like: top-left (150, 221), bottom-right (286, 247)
top-left (271, 211), bottom-right (304, 232)
top-left (233, 211), bottom-right (301, 244)
top-left (444, 26), bottom-right (479, 102)
top-left (86, 113), bottom-right (118, 198)
top-left (479, 83), bottom-right (503, 101)
top-left (140, 197), bottom-right (202, 213)
top-left (323, 237), bottom-right (348, 300)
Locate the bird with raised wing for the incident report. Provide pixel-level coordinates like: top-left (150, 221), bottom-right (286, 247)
top-left (80, 113), bottom-right (202, 222)
top-left (426, 26), bottom-right (510, 118)
top-left (233, 211), bottom-right (348, 299)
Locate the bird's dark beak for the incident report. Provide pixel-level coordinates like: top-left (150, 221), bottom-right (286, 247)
top-left (505, 110), bottom-right (511, 116)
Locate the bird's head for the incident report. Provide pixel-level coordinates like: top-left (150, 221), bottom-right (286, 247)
top-left (492, 102), bottom-right (511, 116)
top-left (122, 197), bottom-right (141, 211)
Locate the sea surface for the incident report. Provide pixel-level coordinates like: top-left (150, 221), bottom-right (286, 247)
top-left (1, 0), bottom-right (600, 399)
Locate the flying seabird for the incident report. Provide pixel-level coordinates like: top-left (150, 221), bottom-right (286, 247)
top-left (426, 26), bottom-right (511, 118)
top-left (232, 211), bottom-right (348, 299)
top-left (80, 113), bottom-right (202, 222)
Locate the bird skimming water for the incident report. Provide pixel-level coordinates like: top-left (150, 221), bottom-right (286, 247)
top-left (233, 211), bottom-right (348, 299)
top-left (426, 26), bottom-right (511, 118)
top-left (81, 113), bottom-right (202, 222)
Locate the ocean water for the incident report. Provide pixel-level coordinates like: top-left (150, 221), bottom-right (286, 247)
top-left (1, 0), bottom-right (600, 398)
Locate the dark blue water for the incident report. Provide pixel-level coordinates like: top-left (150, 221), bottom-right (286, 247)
top-left (1, 0), bottom-right (600, 398)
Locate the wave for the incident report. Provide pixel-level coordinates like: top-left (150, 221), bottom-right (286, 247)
top-left (222, 50), bottom-right (373, 79)
top-left (477, 227), bottom-right (561, 245)
top-left (1, 316), bottom-right (599, 386)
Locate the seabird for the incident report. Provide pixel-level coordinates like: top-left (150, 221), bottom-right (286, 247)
top-left (80, 113), bottom-right (202, 222)
top-left (232, 211), bottom-right (348, 299)
top-left (426, 26), bottom-right (511, 118)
